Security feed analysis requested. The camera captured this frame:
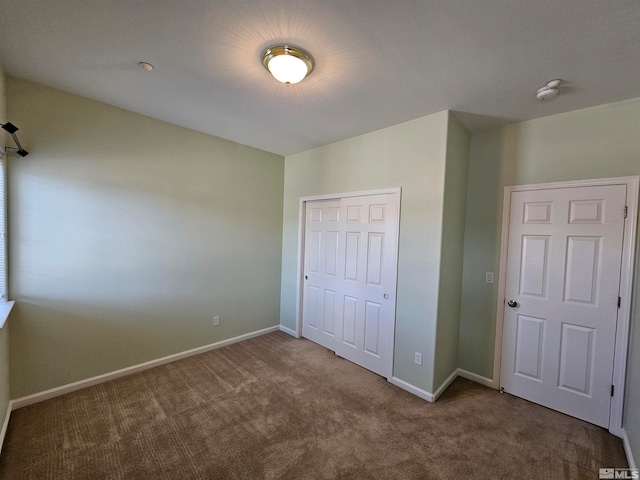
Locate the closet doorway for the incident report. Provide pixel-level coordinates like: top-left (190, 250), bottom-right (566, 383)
top-left (297, 188), bottom-right (401, 378)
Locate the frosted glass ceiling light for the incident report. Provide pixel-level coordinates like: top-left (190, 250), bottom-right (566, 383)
top-left (262, 45), bottom-right (314, 85)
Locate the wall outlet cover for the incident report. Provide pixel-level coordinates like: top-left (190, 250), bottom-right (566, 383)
top-left (414, 352), bottom-right (423, 366)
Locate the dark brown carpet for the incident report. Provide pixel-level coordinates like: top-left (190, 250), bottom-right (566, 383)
top-left (0, 331), bottom-right (628, 479)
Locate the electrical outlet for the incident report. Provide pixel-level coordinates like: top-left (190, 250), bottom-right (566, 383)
top-left (414, 352), bottom-right (423, 366)
top-left (485, 272), bottom-right (494, 284)
top-left (213, 316), bottom-right (220, 327)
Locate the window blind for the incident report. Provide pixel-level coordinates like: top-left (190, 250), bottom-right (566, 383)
top-left (0, 152), bottom-right (7, 301)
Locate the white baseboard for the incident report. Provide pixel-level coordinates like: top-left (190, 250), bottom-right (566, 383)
top-left (388, 376), bottom-right (435, 403)
top-left (389, 368), bottom-right (498, 405)
top-left (279, 325), bottom-right (299, 338)
top-left (622, 428), bottom-right (637, 470)
top-left (0, 401), bottom-right (12, 455)
top-left (457, 368), bottom-right (496, 389)
top-left (432, 369), bottom-right (460, 401)
top-left (11, 325), bottom-right (280, 410)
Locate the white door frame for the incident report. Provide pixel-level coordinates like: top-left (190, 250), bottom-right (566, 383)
top-left (294, 187), bottom-right (402, 369)
top-left (493, 176), bottom-right (638, 437)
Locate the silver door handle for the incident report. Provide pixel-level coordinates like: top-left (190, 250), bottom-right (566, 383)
top-left (383, 293), bottom-right (389, 300)
top-left (507, 300), bottom-right (518, 308)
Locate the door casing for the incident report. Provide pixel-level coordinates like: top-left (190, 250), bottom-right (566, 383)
top-left (493, 176), bottom-right (638, 437)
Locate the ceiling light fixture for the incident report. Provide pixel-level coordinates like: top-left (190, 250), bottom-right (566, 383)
top-left (536, 79), bottom-right (562, 101)
top-left (262, 45), bottom-right (314, 86)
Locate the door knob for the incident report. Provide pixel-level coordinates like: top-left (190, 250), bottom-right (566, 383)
top-left (383, 293), bottom-right (389, 300)
top-left (507, 300), bottom-right (518, 308)
top-left (305, 275), bottom-right (308, 280)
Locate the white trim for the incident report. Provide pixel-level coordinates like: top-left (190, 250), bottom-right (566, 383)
top-left (610, 176), bottom-right (639, 437)
top-left (295, 187), bottom-right (402, 379)
top-left (279, 325), bottom-right (299, 338)
top-left (0, 401), bottom-right (11, 455)
top-left (431, 369), bottom-right (460, 401)
top-left (292, 196), bottom-right (306, 338)
top-left (457, 368), bottom-right (496, 389)
top-left (298, 187), bottom-right (402, 203)
top-left (10, 325), bottom-right (279, 410)
top-left (389, 376), bottom-right (435, 403)
top-left (622, 429), bottom-right (637, 471)
top-left (389, 369), bottom-right (478, 403)
top-left (389, 368), bottom-right (507, 404)
top-left (493, 176), bottom-right (638, 438)
top-left (492, 185), bottom-right (512, 391)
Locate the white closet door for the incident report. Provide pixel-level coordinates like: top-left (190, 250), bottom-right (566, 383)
top-left (334, 193), bottom-right (398, 378)
top-left (302, 192), bottom-right (399, 379)
top-left (302, 200), bottom-right (341, 351)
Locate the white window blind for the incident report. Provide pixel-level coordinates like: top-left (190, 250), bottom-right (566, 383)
top-left (0, 152), bottom-right (6, 301)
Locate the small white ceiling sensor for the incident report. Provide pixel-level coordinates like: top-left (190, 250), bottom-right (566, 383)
top-left (536, 79), bottom-right (562, 100)
top-left (138, 62), bottom-right (154, 72)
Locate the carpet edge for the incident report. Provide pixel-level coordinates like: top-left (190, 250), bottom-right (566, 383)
top-left (457, 368), bottom-right (496, 389)
top-left (10, 325), bottom-right (280, 410)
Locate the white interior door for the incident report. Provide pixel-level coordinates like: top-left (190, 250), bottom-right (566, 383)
top-left (302, 199), bottom-right (341, 351)
top-left (334, 194), bottom-right (398, 378)
top-left (500, 184), bottom-right (627, 428)
top-left (302, 192), bottom-right (399, 379)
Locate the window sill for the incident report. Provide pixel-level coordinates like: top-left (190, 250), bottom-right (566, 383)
top-left (0, 301), bottom-right (15, 329)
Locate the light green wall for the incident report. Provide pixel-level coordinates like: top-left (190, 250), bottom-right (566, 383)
top-left (458, 128), bottom-right (505, 377)
top-left (5, 70), bottom-right (637, 461)
top-left (459, 98), bottom-right (640, 459)
top-left (6, 78), bottom-right (284, 398)
top-left (0, 65), bottom-right (10, 435)
top-left (433, 114), bottom-right (470, 387)
top-left (281, 111), bottom-right (450, 392)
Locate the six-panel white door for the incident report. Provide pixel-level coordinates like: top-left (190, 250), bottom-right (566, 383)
top-left (333, 194), bottom-right (398, 378)
top-left (302, 199), bottom-right (341, 351)
top-left (302, 193), bottom-right (399, 379)
top-left (500, 185), bottom-right (627, 428)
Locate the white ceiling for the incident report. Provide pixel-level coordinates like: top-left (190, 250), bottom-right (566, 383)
top-left (1, 0), bottom-right (639, 156)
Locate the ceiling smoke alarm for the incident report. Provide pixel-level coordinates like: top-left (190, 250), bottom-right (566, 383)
top-left (536, 79), bottom-right (563, 100)
top-left (139, 62), bottom-right (154, 72)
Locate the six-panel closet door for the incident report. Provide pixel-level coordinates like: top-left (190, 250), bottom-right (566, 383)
top-left (302, 192), bottom-right (399, 379)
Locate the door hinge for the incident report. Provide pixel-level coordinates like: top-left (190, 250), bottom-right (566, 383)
top-left (624, 206), bottom-right (628, 218)
top-left (618, 297), bottom-right (622, 308)
top-left (611, 385), bottom-right (615, 397)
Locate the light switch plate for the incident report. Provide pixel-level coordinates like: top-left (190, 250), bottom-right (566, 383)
top-left (485, 272), bottom-right (494, 284)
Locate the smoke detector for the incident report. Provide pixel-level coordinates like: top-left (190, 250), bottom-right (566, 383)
top-left (536, 79), bottom-right (562, 100)
top-left (139, 62), bottom-right (154, 72)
